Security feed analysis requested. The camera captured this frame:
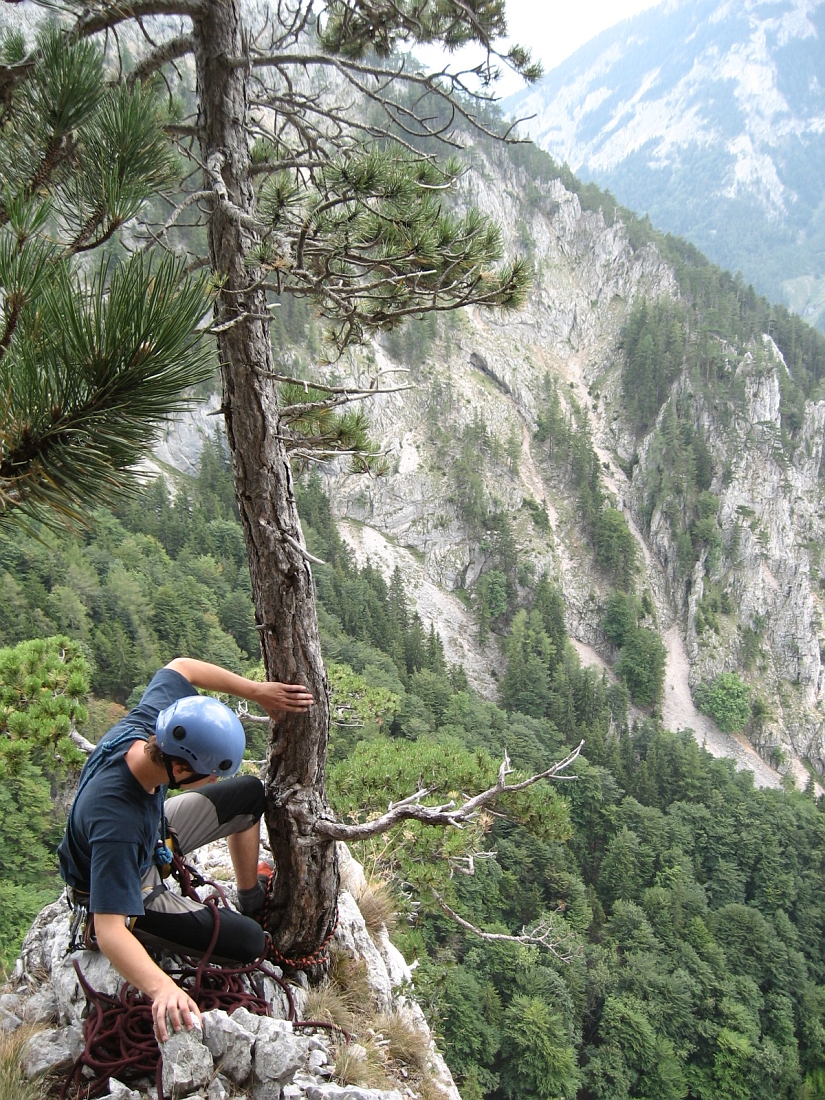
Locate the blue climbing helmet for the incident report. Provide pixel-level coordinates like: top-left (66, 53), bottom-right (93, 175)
top-left (155, 696), bottom-right (245, 778)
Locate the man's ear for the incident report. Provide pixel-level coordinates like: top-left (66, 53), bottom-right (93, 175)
top-left (170, 760), bottom-right (196, 782)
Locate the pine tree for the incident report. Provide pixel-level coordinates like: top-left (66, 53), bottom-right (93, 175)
top-left (0, 25), bottom-right (213, 526)
top-left (3, 1), bottom-right (540, 958)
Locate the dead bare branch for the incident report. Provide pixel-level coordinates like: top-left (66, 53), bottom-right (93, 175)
top-left (69, 719), bottom-right (96, 755)
top-left (433, 893), bottom-right (578, 961)
top-left (315, 741), bottom-right (584, 841)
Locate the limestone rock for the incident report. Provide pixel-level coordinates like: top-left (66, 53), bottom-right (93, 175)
top-left (106, 1078), bottom-right (143, 1100)
top-left (251, 1017), bottom-right (305, 1098)
top-left (23, 1024), bottom-right (83, 1077)
top-left (207, 1075), bottom-right (230, 1100)
top-left (334, 893), bottom-right (393, 1012)
top-left (20, 983), bottom-right (58, 1023)
top-left (201, 1008), bottom-right (255, 1085)
top-left (302, 1085), bottom-right (404, 1100)
top-left (161, 1020), bottom-right (214, 1097)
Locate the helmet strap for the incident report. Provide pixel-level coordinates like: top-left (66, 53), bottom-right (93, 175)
top-left (179, 771), bottom-right (210, 786)
top-left (163, 754), bottom-right (181, 789)
top-left (162, 754), bottom-right (208, 789)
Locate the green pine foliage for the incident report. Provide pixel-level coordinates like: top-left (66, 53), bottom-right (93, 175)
top-left (620, 298), bottom-right (688, 432)
top-left (0, 25), bottom-right (213, 528)
top-left (0, 635), bottom-right (90, 972)
top-left (0, 433), bottom-right (256, 704)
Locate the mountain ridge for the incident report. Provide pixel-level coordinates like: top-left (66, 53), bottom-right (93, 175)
top-left (503, 0), bottom-right (825, 331)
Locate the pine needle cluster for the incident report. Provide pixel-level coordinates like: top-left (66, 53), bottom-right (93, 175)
top-left (0, 25), bottom-right (212, 529)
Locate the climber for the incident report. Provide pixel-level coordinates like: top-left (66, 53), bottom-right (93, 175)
top-left (58, 657), bottom-right (314, 1042)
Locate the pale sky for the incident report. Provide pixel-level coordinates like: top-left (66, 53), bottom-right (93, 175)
top-left (415, 0), bottom-right (662, 97)
top-left (505, 0), bottom-right (662, 72)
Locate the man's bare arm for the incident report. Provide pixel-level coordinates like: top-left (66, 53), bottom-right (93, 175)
top-left (94, 913), bottom-right (200, 1042)
top-left (166, 657), bottom-right (314, 717)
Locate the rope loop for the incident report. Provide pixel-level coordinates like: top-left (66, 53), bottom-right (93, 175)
top-left (258, 871), bottom-right (339, 970)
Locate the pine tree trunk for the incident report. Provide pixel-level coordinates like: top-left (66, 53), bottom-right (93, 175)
top-left (191, 0), bottom-right (338, 961)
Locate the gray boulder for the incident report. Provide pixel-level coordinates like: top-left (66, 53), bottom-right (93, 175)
top-left (161, 1020), bottom-right (214, 1097)
top-left (252, 1017), bottom-right (306, 1099)
top-left (201, 1009), bottom-right (256, 1085)
top-left (103, 1077), bottom-right (142, 1100)
top-left (23, 1024), bottom-right (84, 1077)
top-left (20, 984), bottom-right (59, 1024)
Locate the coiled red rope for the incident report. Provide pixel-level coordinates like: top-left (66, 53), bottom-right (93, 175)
top-left (60, 869), bottom-right (343, 1100)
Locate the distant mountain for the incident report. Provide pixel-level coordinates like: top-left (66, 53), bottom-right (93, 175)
top-left (504, 0), bottom-right (825, 331)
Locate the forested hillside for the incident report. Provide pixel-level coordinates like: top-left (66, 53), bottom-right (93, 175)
top-left (5, 449), bottom-right (825, 1100)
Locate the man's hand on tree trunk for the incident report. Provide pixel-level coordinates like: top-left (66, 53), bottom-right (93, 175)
top-left (166, 658), bottom-right (314, 717)
top-left (251, 680), bottom-right (315, 717)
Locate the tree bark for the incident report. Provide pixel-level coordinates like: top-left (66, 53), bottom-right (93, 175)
top-left (191, 0), bottom-right (338, 961)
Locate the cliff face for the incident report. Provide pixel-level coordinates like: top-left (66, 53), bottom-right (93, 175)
top-left (306, 147), bottom-right (825, 789)
top-left (152, 139), bottom-right (825, 788)
top-left (324, 167), bottom-right (669, 648)
top-left (629, 339), bottom-right (825, 770)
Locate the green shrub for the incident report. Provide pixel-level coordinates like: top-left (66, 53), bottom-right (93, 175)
top-left (595, 509), bottom-right (638, 590)
top-left (603, 593), bottom-right (640, 648)
top-left (617, 627), bottom-right (667, 707)
top-left (694, 673), bottom-right (751, 733)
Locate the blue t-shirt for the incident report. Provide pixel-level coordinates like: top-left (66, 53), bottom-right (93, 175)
top-left (58, 668), bottom-right (198, 915)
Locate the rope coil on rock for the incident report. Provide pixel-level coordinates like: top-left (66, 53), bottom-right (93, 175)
top-left (60, 861), bottom-right (342, 1099)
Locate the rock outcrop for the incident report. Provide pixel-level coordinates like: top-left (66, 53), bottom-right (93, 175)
top-left (2, 843), bottom-right (459, 1100)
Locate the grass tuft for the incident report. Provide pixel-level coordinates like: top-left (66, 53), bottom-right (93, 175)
top-left (0, 1027), bottom-right (45, 1100)
top-left (327, 947), bottom-right (373, 1016)
top-left (356, 880), bottom-right (398, 937)
top-left (374, 1009), bottom-right (432, 1072)
top-left (418, 1077), bottom-right (453, 1100)
top-left (302, 981), bottom-right (356, 1033)
top-left (331, 1038), bottom-right (390, 1090)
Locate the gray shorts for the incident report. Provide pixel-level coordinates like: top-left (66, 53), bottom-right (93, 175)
top-left (131, 774), bottom-right (267, 961)
top-left (140, 773), bottom-right (265, 918)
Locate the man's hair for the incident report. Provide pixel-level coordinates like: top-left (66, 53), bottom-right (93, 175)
top-left (145, 734), bottom-right (191, 772)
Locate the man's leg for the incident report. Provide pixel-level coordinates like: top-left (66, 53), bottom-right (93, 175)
top-left (163, 775), bottom-right (266, 855)
top-left (227, 820), bottom-right (262, 891)
top-left (130, 776), bottom-right (269, 961)
top-left (164, 775), bottom-right (268, 911)
top-left (134, 885), bottom-right (266, 963)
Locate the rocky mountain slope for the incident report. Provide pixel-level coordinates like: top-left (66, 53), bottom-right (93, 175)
top-left (503, 0), bottom-right (825, 332)
top-left (112, 23), bottom-right (825, 790)
top-left (250, 141), bottom-right (825, 792)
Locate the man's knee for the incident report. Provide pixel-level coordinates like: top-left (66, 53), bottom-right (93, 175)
top-left (197, 774), bottom-right (266, 826)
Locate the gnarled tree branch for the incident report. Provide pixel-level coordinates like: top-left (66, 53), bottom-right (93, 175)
top-left (314, 740), bottom-right (584, 841)
top-left (127, 33), bottom-right (195, 87)
top-left (433, 892), bottom-right (578, 961)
